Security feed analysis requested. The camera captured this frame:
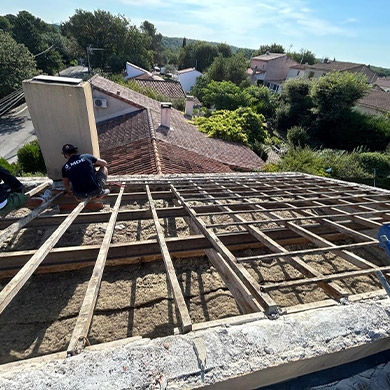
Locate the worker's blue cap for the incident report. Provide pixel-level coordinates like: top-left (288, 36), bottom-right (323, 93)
top-left (62, 144), bottom-right (78, 154)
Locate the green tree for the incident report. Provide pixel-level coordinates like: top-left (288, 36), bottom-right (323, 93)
top-left (0, 16), bottom-right (13, 32)
top-left (245, 85), bottom-right (278, 118)
top-left (140, 20), bottom-right (162, 64)
top-left (194, 107), bottom-right (269, 151)
top-left (10, 11), bottom-right (65, 74)
top-left (63, 9), bottom-right (153, 71)
top-left (201, 81), bottom-right (252, 110)
top-left (217, 43), bottom-right (232, 58)
top-left (207, 54), bottom-right (248, 85)
top-left (311, 71), bottom-right (369, 122)
top-left (288, 49), bottom-right (316, 65)
top-left (256, 43), bottom-right (285, 55)
top-left (276, 78), bottom-right (314, 131)
top-left (0, 31), bottom-right (37, 98)
top-left (178, 41), bottom-right (219, 72)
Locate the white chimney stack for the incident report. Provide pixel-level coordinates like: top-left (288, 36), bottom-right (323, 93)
top-left (161, 102), bottom-right (172, 128)
top-left (185, 96), bottom-right (194, 117)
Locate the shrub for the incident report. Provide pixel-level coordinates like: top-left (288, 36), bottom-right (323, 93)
top-left (287, 126), bottom-right (309, 147)
top-left (0, 158), bottom-right (20, 176)
top-left (357, 152), bottom-right (390, 177)
top-left (17, 140), bottom-right (46, 173)
top-left (194, 107), bottom-right (269, 149)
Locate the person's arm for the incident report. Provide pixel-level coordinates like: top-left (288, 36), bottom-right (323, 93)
top-left (62, 178), bottom-right (72, 195)
top-left (94, 158), bottom-right (107, 167)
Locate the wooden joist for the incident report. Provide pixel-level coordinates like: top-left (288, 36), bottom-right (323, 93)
top-left (170, 184), bottom-right (278, 315)
top-left (0, 191), bottom-right (64, 245)
top-left (146, 185), bottom-right (192, 333)
top-left (0, 199), bottom-right (88, 315)
top-left (67, 189), bottom-right (125, 356)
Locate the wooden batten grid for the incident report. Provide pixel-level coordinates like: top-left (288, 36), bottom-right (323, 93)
top-left (0, 173), bottom-right (389, 361)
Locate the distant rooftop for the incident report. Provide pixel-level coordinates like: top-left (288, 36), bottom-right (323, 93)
top-left (252, 53), bottom-right (287, 61)
top-left (358, 86), bottom-right (390, 113)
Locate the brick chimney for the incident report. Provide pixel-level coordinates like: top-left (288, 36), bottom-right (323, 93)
top-left (161, 102), bottom-right (172, 128)
top-left (185, 96), bottom-right (194, 117)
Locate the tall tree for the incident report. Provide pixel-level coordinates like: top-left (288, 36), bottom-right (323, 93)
top-left (9, 11), bottom-right (65, 74)
top-left (217, 43), bottom-right (232, 58)
top-left (288, 49), bottom-right (316, 65)
top-left (63, 9), bottom-right (153, 71)
top-left (178, 41), bottom-right (219, 72)
top-left (207, 54), bottom-right (248, 86)
top-left (0, 31), bottom-right (37, 98)
top-left (256, 43), bottom-right (285, 55)
top-left (140, 20), bottom-right (162, 64)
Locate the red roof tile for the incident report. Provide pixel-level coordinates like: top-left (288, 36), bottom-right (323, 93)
top-left (358, 88), bottom-right (390, 112)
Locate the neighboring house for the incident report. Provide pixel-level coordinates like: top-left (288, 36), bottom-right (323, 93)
top-left (356, 86), bottom-right (390, 116)
top-left (286, 64), bottom-right (306, 80)
top-left (132, 79), bottom-right (202, 106)
top-left (295, 60), bottom-right (377, 83)
top-left (124, 62), bottom-right (163, 81)
top-left (177, 68), bottom-right (203, 92)
top-left (249, 52), bottom-right (299, 92)
top-left (89, 75), bottom-right (264, 175)
top-left (375, 78), bottom-right (390, 93)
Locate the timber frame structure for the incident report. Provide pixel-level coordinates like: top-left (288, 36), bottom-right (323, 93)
top-left (1, 172), bottom-right (390, 358)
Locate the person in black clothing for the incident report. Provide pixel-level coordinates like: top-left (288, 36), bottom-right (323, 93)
top-left (0, 166), bottom-right (51, 217)
top-left (61, 144), bottom-right (109, 200)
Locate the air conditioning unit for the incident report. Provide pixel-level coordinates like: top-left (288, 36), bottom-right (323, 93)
top-left (93, 98), bottom-right (107, 108)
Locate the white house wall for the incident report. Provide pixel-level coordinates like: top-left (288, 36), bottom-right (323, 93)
top-left (92, 90), bottom-right (139, 123)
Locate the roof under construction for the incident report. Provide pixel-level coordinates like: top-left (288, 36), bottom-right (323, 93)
top-left (1, 171), bottom-right (390, 372)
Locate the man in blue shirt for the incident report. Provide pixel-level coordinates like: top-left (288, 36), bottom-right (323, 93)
top-left (61, 144), bottom-right (109, 200)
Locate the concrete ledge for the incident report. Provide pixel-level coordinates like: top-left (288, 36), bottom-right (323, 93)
top-left (0, 298), bottom-right (390, 389)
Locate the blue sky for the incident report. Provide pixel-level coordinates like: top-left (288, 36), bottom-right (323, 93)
top-left (2, 0), bottom-right (389, 68)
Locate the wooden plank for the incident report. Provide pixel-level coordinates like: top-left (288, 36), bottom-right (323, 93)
top-left (146, 185), bottom-right (192, 333)
top-left (67, 189), bottom-right (124, 356)
top-left (25, 180), bottom-right (51, 197)
top-left (0, 199), bottom-right (88, 315)
top-left (170, 184), bottom-right (278, 315)
top-left (0, 191), bottom-right (63, 245)
top-left (237, 241), bottom-right (376, 261)
top-left (262, 265), bottom-right (390, 290)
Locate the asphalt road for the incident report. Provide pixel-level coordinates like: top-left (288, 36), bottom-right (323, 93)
top-left (0, 103), bottom-right (36, 163)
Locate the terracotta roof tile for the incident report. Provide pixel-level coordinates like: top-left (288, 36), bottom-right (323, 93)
top-left (158, 141), bottom-right (233, 174)
top-left (358, 88), bottom-right (390, 112)
top-left (97, 110), bottom-right (149, 152)
top-left (132, 79), bottom-right (186, 99)
top-left (100, 139), bottom-right (157, 175)
top-left (375, 78), bottom-right (390, 89)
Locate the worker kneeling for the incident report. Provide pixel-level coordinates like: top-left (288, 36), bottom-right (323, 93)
top-left (61, 144), bottom-right (109, 200)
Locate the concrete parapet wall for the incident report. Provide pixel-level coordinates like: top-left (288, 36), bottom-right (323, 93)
top-left (1, 298), bottom-right (390, 389)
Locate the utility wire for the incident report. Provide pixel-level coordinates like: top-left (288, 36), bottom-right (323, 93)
top-left (34, 44), bottom-right (55, 58)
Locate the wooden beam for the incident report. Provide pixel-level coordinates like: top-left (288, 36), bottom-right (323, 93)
top-left (67, 189), bottom-right (124, 356)
top-left (146, 185), bottom-right (192, 333)
top-left (0, 199), bottom-right (88, 315)
top-left (170, 184), bottom-right (278, 315)
top-left (25, 180), bottom-right (51, 197)
top-left (0, 191), bottom-right (63, 245)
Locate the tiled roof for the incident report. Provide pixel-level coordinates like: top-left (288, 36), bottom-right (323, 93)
top-left (132, 79), bottom-right (186, 99)
top-left (97, 111), bottom-right (149, 151)
top-left (100, 139), bottom-right (157, 175)
top-left (90, 75), bottom-right (265, 172)
top-left (158, 141), bottom-right (233, 174)
top-left (375, 78), bottom-right (390, 89)
top-left (357, 88), bottom-right (390, 112)
top-left (289, 64), bottom-right (306, 70)
top-left (252, 53), bottom-right (287, 61)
